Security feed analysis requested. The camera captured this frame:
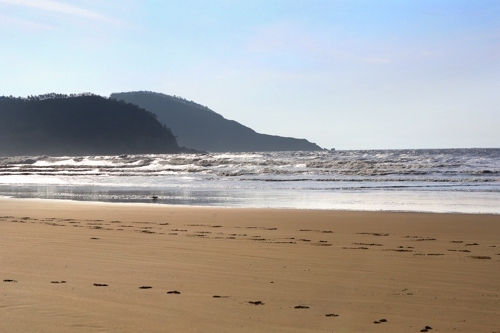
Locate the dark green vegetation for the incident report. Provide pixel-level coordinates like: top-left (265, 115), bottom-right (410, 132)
top-left (0, 94), bottom-right (192, 156)
top-left (111, 91), bottom-right (322, 152)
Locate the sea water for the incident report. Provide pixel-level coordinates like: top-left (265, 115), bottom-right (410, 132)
top-left (0, 148), bottom-right (499, 214)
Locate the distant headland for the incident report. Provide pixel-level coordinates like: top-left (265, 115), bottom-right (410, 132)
top-left (111, 91), bottom-right (323, 152)
top-left (0, 94), bottom-right (194, 156)
top-left (0, 92), bottom-right (323, 157)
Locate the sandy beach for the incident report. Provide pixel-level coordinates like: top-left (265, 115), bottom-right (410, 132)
top-left (1, 198), bottom-right (499, 332)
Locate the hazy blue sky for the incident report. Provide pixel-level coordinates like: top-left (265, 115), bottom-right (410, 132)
top-left (1, 0), bottom-right (498, 149)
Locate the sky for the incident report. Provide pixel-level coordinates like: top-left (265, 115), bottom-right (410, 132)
top-left (0, 0), bottom-right (499, 150)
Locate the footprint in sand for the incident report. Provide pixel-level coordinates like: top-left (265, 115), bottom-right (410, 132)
top-left (342, 247), bottom-right (369, 250)
top-left (357, 232), bottom-right (389, 236)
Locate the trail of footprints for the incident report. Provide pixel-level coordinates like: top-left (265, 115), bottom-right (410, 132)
top-left (1, 277), bottom-right (443, 330)
top-left (3, 277), bottom-right (340, 319)
top-left (3, 216), bottom-right (321, 245)
top-left (2, 215), bottom-right (499, 257)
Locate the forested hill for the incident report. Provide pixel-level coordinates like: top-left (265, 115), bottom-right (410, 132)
top-left (0, 94), bottom-right (191, 156)
top-left (110, 91), bottom-right (323, 152)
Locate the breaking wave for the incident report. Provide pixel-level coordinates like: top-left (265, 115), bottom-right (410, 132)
top-left (0, 148), bottom-right (499, 183)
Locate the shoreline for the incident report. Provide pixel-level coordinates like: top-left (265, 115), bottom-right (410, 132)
top-left (1, 198), bottom-right (499, 332)
top-left (1, 196), bottom-right (500, 215)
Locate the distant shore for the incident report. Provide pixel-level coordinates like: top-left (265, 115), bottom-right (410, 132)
top-left (1, 198), bottom-right (499, 332)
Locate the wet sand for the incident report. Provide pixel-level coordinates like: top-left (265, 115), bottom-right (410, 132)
top-left (1, 198), bottom-right (499, 332)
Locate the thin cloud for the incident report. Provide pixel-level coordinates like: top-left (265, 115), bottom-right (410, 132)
top-left (0, 0), bottom-right (120, 24)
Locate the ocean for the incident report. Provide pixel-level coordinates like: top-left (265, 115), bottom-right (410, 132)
top-left (0, 148), bottom-right (499, 214)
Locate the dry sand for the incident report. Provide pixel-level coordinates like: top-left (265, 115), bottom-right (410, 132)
top-left (1, 198), bottom-right (499, 332)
